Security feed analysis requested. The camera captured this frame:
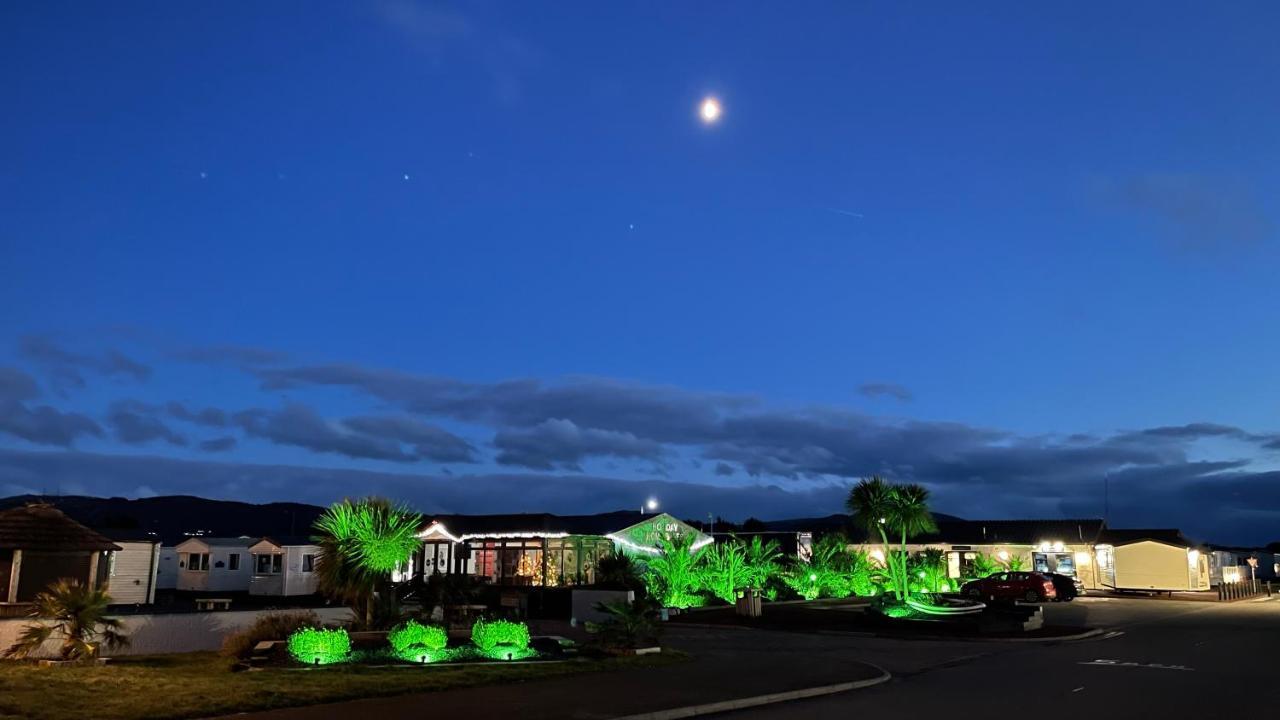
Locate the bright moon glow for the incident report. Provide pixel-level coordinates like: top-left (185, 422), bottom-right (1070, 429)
top-left (699, 96), bottom-right (722, 124)
top-left (646, 497), bottom-right (659, 510)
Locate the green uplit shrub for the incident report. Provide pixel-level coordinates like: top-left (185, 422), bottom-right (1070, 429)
top-left (287, 627), bottom-right (351, 665)
top-left (388, 620), bottom-right (448, 654)
top-left (471, 619), bottom-right (530, 653)
top-left (643, 534), bottom-right (706, 608)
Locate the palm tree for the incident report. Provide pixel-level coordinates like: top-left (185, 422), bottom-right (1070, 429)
top-left (644, 533), bottom-right (705, 608)
top-left (3, 580), bottom-right (129, 661)
top-left (591, 597), bottom-right (662, 649)
top-left (846, 476), bottom-right (900, 599)
top-left (743, 535), bottom-right (781, 591)
top-left (701, 538), bottom-right (749, 603)
top-left (847, 477), bottom-right (938, 602)
top-left (888, 483), bottom-right (938, 578)
top-left (313, 497), bottom-right (423, 628)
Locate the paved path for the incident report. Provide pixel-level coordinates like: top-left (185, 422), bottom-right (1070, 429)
top-left (725, 596), bottom-right (1280, 718)
top-left (217, 596), bottom-right (1278, 719)
top-left (213, 626), bottom-right (887, 720)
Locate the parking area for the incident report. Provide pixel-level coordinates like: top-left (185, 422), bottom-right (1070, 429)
top-left (724, 595), bottom-right (1280, 718)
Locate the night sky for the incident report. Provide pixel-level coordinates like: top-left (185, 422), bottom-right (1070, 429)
top-left (3, 2), bottom-right (1278, 544)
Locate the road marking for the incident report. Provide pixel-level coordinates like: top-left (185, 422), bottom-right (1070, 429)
top-left (1079, 659), bottom-right (1194, 671)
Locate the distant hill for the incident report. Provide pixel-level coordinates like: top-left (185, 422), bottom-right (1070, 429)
top-left (0, 494), bottom-right (326, 545)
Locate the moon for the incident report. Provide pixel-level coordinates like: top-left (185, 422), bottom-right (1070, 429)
top-left (699, 96), bottom-right (723, 125)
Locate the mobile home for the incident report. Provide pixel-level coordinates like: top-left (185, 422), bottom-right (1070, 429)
top-left (168, 537), bottom-right (255, 592)
top-left (105, 534), bottom-right (161, 604)
top-left (248, 537), bottom-right (321, 596)
top-left (1098, 529), bottom-right (1210, 592)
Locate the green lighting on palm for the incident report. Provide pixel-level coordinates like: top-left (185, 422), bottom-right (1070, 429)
top-left (847, 476), bottom-right (938, 605)
top-left (313, 497), bottom-right (423, 627)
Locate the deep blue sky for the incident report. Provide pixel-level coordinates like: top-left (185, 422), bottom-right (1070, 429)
top-left (2, 2), bottom-right (1278, 543)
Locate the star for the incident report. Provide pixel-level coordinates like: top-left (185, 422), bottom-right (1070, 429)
top-left (199, 171), bottom-right (208, 179)
top-left (403, 174), bottom-right (410, 181)
top-left (629, 223), bottom-right (635, 230)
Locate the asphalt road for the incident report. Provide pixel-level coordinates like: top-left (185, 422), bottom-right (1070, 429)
top-left (716, 595), bottom-right (1280, 718)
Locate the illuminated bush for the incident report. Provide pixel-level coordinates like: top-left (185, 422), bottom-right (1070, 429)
top-left (388, 620), bottom-right (448, 654)
top-left (287, 627), bottom-right (351, 665)
top-left (471, 619), bottom-right (530, 654)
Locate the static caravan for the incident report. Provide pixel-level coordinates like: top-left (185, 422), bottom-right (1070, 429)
top-left (105, 535), bottom-right (161, 604)
top-left (1098, 530), bottom-right (1210, 592)
top-left (248, 537), bottom-right (320, 596)
top-left (170, 537), bottom-right (255, 592)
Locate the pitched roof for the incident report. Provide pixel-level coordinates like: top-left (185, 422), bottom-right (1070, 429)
top-left (174, 536), bottom-right (257, 549)
top-left (840, 518), bottom-right (1106, 546)
top-left (1100, 528), bottom-right (1196, 548)
top-left (256, 535), bottom-right (319, 548)
top-left (423, 510), bottom-right (666, 538)
top-left (0, 504), bottom-right (121, 552)
top-left (933, 519), bottom-right (1106, 546)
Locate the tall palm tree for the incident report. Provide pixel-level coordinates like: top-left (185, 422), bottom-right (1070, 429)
top-left (846, 476), bottom-right (900, 599)
top-left (313, 497), bottom-right (423, 628)
top-left (3, 580), bottom-right (129, 661)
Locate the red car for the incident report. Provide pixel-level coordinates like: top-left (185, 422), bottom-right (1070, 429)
top-left (961, 571), bottom-right (1057, 603)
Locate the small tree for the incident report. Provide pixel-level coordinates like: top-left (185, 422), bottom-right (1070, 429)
top-left (3, 580), bottom-right (129, 661)
top-left (313, 497), bottom-right (422, 628)
top-left (590, 598), bottom-right (662, 649)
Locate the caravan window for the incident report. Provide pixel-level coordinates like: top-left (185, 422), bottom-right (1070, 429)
top-left (256, 553), bottom-right (283, 574)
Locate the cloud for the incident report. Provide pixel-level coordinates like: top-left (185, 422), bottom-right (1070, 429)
top-left (166, 402), bottom-right (230, 428)
top-left (340, 415), bottom-right (476, 464)
top-left (234, 404), bottom-right (419, 462)
top-left (0, 368), bottom-right (40, 404)
top-left (1106, 173), bottom-right (1275, 251)
top-left (106, 401), bottom-right (187, 446)
top-left (0, 366), bottom-right (103, 446)
top-left (199, 437), bottom-right (237, 452)
top-left (170, 344), bottom-right (289, 367)
top-left (714, 462), bottom-right (736, 476)
top-left (493, 418), bottom-right (664, 471)
top-left (0, 447), bottom-right (848, 524)
top-left (254, 361), bottom-right (1280, 490)
top-left (857, 382), bottom-right (913, 402)
top-left (256, 365), bottom-right (751, 445)
top-left (233, 404), bottom-right (475, 464)
top-left (17, 334), bottom-right (151, 392)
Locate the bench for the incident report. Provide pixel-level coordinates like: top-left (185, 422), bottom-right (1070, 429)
top-left (195, 597), bottom-right (233, 611)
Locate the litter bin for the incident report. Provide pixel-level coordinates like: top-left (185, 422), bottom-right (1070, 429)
top-left (735, 588), bottom-right (762, 617)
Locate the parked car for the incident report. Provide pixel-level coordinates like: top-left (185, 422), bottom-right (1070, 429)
top-left (1044, 572), bottom-right (1083, 601)
top-left (961, 571), bottom-right (1057, 603)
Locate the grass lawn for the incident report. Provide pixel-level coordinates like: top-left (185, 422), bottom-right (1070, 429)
top-left (0, 651), bottom-right (687, 720)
